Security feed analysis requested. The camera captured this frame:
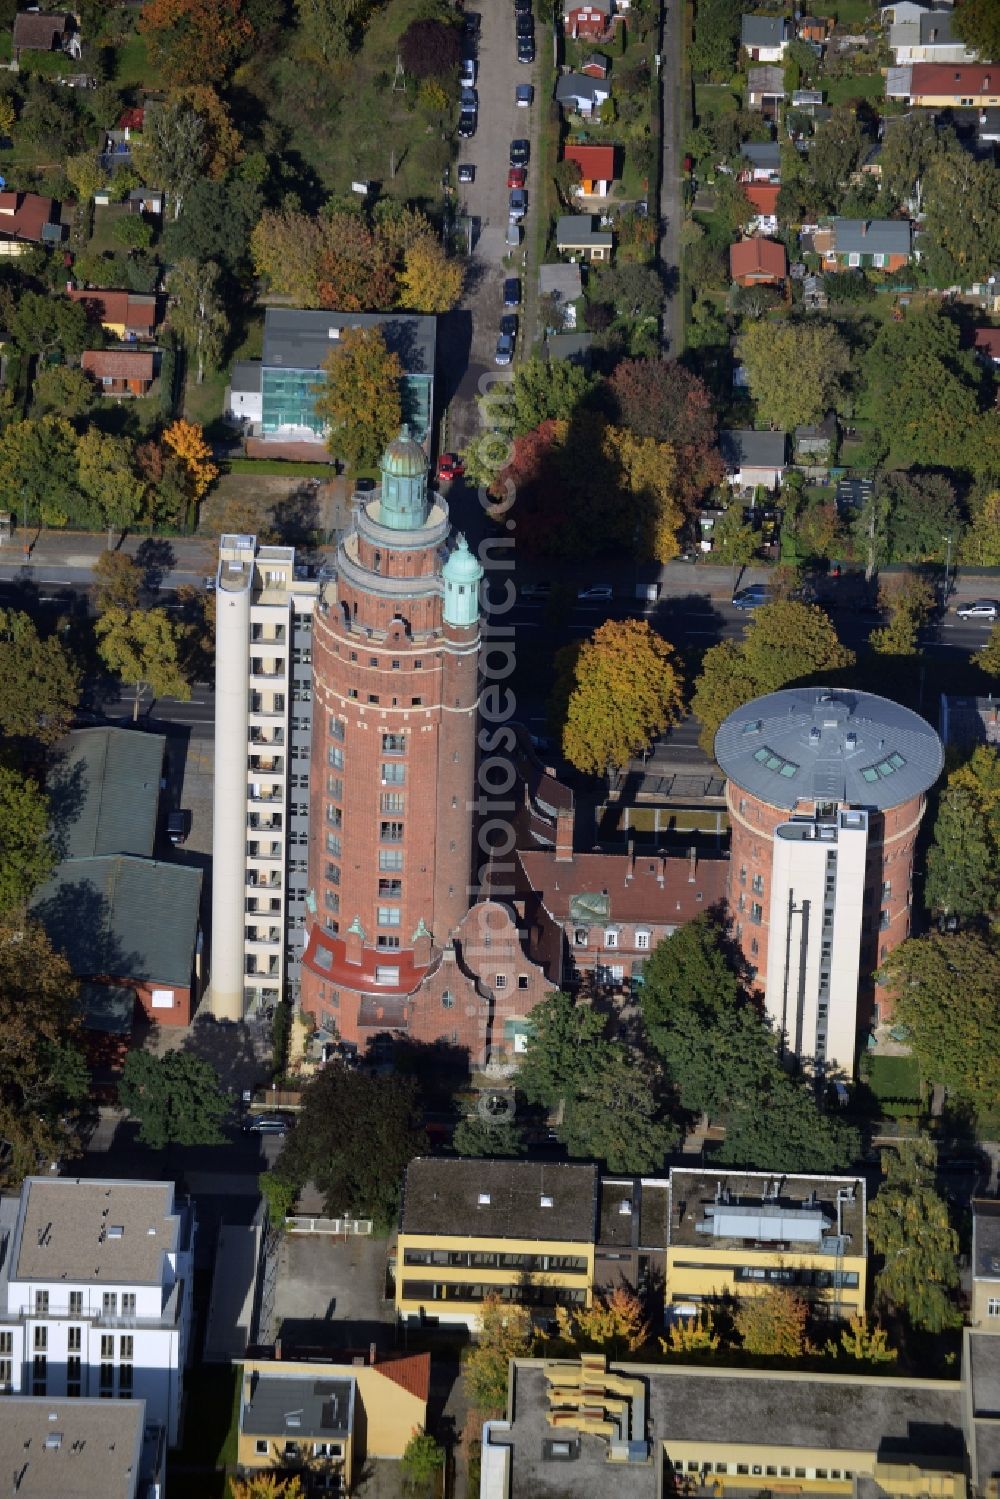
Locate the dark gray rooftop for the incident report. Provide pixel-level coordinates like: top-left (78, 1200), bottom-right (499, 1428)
top-left (230, 359), bottom-right (262, 394)
top-left (667, 1169), bottom-right (865, 1252)
top-left (262, 308), bottom-right (436, 377)
top-left (741, 141), bottom-right (781, 168)
top-left (719, 428), bottom-right (787, 469)
top-left (49, 728), bottom-right (164, 860)
top-left (242, 1372), bottom-right (354, 1439)
top-left (715, 688), bottom-right (943, 811)
top-left (556, 215), bottom-right (613, 247)
top-left (742, 14), bottom-right (787, 47)
top-left (832, 218), bottom-right (912, 257)
top-left (970, 1332), bottom-right (1000, 1417)
top-left (974, 1200), bottom-right (1000, 1280)
top-left (401, 1158), bottom-right (598, 1242)
top-left (31, 856), bottom-right (202, 989)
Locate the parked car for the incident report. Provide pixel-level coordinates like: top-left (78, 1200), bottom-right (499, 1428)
top-left (458, 110), bottom-right (477, 138)
top-left (505, 222), bottom-right (522, 247)
top-left (166, 809), bottom-right (189, 845)
top-left (460, 57), bottom-right (477, 87)
top-left (516, 12), bottom-right (533, 35)
top-left (515, 84), bottom-right (533, 107)
top-left (464, 10), bottom-right (480, 35)
top-left (577, 584), bottom-right (614, 601)
top-left (460, 86), bottom-right (478, 110)
top-left (514, 0), bottom-right (532, 14)
top-left (957, 598), bottom-right (999, 621)
top-left (500, 313), bottom-right (518, 348)
top-left (495, 330), bottom-right (515, 366)
top-left (510, 138), bottom-right (530, 166)
top-left (517, 35), bottom-right (535, 61)
top-left (457, 163), bottom-right (475, 184)
top-left (503, 276), bottom-right (522, 307)
top-left (242, 1114), bottom-right (293, 1134)
top-left (436, 452), bottom-right (464, 482)
top-left (732, 584), bottom-right (772, 611)
top-left (507, 165), bottom-right (526, 189)
top-left (509, 188), bottom-right (527, 222)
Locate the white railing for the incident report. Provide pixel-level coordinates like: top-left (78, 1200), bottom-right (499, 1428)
top-left (285, 1216), bottom-right (372, 1237)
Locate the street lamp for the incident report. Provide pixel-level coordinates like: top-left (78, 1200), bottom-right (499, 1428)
top-left (942, 533), bottom-right (953, 603)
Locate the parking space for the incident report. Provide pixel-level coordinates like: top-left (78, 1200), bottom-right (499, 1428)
top-left (268, 1231), bottom-right (395, 1351)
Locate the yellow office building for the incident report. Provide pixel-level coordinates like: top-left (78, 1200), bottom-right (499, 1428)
top-left (395, 1158), bottom-right (599, 1328)
top-left (666, 1168), bottom-right (867, 1321)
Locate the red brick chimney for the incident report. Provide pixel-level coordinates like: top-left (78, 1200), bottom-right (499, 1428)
top-left (555, 805), bottom-right (574, 863)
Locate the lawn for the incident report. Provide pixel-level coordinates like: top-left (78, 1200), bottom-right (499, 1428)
top-left (114, 31), bottom-right (162, 90)
top-left (694, 83), bottom-right (739, 122)
top-left (822, 72), bottom-right (886, 105)
top-left (863, 1053), bottom-right (922, 1102)
top-left (810, 0), bottom-right (877, 26)
top-left (182, 312), bottom-right (265, 440)
top-left (89, 203), bottom-right (132, 257)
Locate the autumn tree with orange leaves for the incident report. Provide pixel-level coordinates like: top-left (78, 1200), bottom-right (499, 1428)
top-left (140, 0), bottom-right (254, 86)
top-left (552, 618), bottom-right (684, 779)
top-left (313, 326), bottom-right (403, 469)
top-left (557, 1287), bottom-right (650, 1355)
top-left (163, 419), bottom-right (218, 502)
top-left (734, 1287), bottom-right (809, 1357)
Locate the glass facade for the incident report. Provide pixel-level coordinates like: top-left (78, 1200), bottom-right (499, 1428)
top-left (261, 367), bottom-right (432, 441)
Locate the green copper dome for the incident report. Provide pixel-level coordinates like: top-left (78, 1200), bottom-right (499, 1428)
top-left (442, 534), bottom-right (483, 627)
top-left (381, 424), bottom-right (427, 479)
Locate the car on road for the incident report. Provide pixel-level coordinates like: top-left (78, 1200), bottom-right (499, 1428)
top-left (577, 584), bottom-right (614, 601)
top-left (436, 452), bottom-right (464, 482)
top-left (510, 138), bottom-right (529, 166)
top-left (460, 86), bottom-right (478, 110)
top-left (495, 330), bottom-right (515, 366)
top-left (507, 165), bottom-right (526, 189)
top-left (505, 222), bottom-right (522, 247)
top-left (500, 314), bottom-right (518, 351)
top-left (242, 1114), bottom-right (292, 1134)
top-left (508, 188), bottom-right (527, 222)
top-left (461, 57), bottom-right (477, 87)
top-left (458, 110), bottom-right (476, 138)
top-left (516, 12), bottom-right (533, 35)
top-left (464, 10), bottom-right (480, 36)
top-left (166, 809), bottom-right (189, 845)
top-left (503, 276), bottom-right (521, 307)
top-left (517, 35), bottom-right (535, 62)
top-left (457, 163), bottom-right (475, 184)
top-left (957, 598), bottom-right (999, 621)
top-left (732, 584), bottom-right (772, 611)
top-left (514, 0), bottom-right (532, 13)
top-left (516, 84), bottom-right (533, 107)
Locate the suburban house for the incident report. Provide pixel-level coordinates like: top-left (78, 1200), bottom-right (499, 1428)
top-left (0, 191), bottom-right (61, 255)
top-left (798, 14), bottom-right (832, 43)
top-left (556, 214), bottom-right (614, 261)
top-left (974, 327), bottom-right (1000, 365)
top-left (0, 1399), bottom-right (165, 1499)
top-left (739, 139), bottom-right (781, 181)
top-left (720, 428), bottom-right (788, 489)
top-left (814, 217), bottom-right (912, 270)
top-left (729, 237), bottom-right (788, 286)
top-left (31, 727), bottom-right (203, 1031)
top-left (581, 52), bottom-right (611, 78)
top-left (563, 0), bottom-right (613, 39)
top-left (890, 63), bottom-right (1000, 106)
top-left (741, 14), bottom-right (790, 61)
top-left (81, 349), bottom-right (156, 396)
top-left (129, 186), bottom-right (164, 216)
top-left (747, 64), bottom-right (786, 115)
top-left (547, 331), bottom-right (594, 365)
top-left (539, 261), bottom-right (583, 320)
top-left (880, 0), bottom-right (952, 22)
top-left (795, 412), bottom-right (838, 459)
top-left (562, 142), bottom-right (617, 196)
top-left (66, 287), bottom-right (159, 339)
top-left (889, 8), bottom-right (973, 63)
top-left (117, 105), bottom-right (145, 137)
top-left (11, 10), bottom-right (70, 60)
top-left (225, 308), bottom-right (436, 454)
top-left (741, 181), bottom-right (780, 233)
top-left (791, 87), bottom-right (825, 111)
top-left (236, 1350), bottom-right (430, 1491)
top-left (555, 72), bottom-right (612, 116)
top-left (0, 1177), bottom-right (195, 1446)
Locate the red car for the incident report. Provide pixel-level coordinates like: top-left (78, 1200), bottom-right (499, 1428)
top-left (436, 452), bottom-right (464, 482)
top-left (507, 166), bottom-right (526, 189)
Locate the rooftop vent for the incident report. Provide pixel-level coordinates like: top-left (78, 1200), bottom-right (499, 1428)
top-left (540, 1194), bottom-right (554, 1208)
top-left (107, 1226), bottom-right (124, 1240)
top-left (478, 1192), bottom-right (491, 1206)
top-left (328, 327), bottom-right (341, 340)
top-left (809, 726), bottom-right (821, 744)
top-left (44, 1434), bottom-right (62, 1451)
top-left (618, 1199), bottom-right (633, 1216)
top-left (284, 1413), bottom-right (302, 1429)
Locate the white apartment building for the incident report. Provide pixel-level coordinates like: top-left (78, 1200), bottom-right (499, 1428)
top-left (0, 1397), bottom-right (165, 1499)
top-left (764, 810), bottom-right (868, 1074)
top-left (0, 1179), bottom-right (194, 1446)
top-left (211, 535), bottom-right (320, 1022)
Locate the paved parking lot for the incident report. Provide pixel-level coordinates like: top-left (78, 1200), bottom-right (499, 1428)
top-left (268, 1231), bottom-right (394, 1351)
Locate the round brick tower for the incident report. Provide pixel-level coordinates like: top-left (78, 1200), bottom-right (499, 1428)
top-left (299, 427), bottom-right (483, 1044)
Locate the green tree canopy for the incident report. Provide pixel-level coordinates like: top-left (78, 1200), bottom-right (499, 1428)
top-left (119, 1050), bottom-right (230, 1149)
top-left (451, 1113), bottom-right (526, 1158)
top-left (559, 1046), bottom-right (677, 1173)
top-left (867, 1139), bottom-right (960, 1333)
top-left (511, 357), bottom-right (599, 436)
top-left (739, 319), bottom-right (850, 431)
top-left (922, 145), bottom-right (1000, 286)
top-left (861, 308), bottom-right (982, 471)
top-left (169, 257), bottom-right (228, 384)
top-left (952, 0), bottom-right (1000, 59)
top-left (691, 601), bottom-right (854, 753)
top-left (0, 609), bottom-right (80, 751)
top-left (551, 618), bottom-right (685, 778)
top-left (313, 326), bottom-right (402, 470)
top-left (95, 607), bottom-right (191, 718)
top-left (924, 746), bottom-right (1000, 922)
top-left (515, 990), bottom-right (607, 1110)
top-left (273, 1062), bottom-right (425, 1229)
top-left (0, 767), bottom-right (52, 915)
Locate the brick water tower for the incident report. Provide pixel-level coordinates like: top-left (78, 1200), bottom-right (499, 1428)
top-left (299, 427), bottom-right (483, 1044)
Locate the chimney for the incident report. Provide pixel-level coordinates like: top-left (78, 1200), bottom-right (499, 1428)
top-left (860, 220), bottom-right (868, 237)
top-left (658, 854), bottom-right (667, 887)
top-left (275, 1338), bottom-right (282, 1361)
top-left (555, 805), bottom-right (574, 863)
top-left (688, 846), bottom-right (698, 883)
top-left (625, 837), bottom-right (635, 883)
top-left (369, 1342), bottom-right (377, 1366)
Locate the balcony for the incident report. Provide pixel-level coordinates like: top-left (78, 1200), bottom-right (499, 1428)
top-left (248, 790), bottom-right (282, 804)
top-left (249, 694), bottom-right (285, 716)
top-left (251, 624), bottom-right (286, 643)
top-left (249, 727), bottom-right (285, 747)
top-left (247, 813), bottom-right (282, 831)
top-left (246, 873), bottom-right (283, 891)
top-left (245, 927), bottom-right (282, 944)
top-left (245, 959), bottom-right (280, 979)
top-left (250, 660), bottom-right (285, 680)
top-left (248, 755), bottom-right (285, 775)
top-left (247, 841), bottom-right (283, 860)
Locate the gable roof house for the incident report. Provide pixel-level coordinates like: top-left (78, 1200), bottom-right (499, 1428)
top-left (562, 142), bottom-right (617, 196)
top-left (581, 52), bottom-right (611, 77)
top-left (815, 217), bottom-right (912, 270)
top-left (556, 214), bottom-right (613, 261)
top-left (0, 191), bottom-right (61, 256)
top-left (897, 63), bottom-right (1000, 106)
top-left (740, 140), bottom-right (782, 180)
top-left (889, 9), bottom-right (974, 64)
top-left (729, 236), bottom-right (788, 286)
top-left (742, 14), bottom-right (790, 61)
top-left (798, 15), bottom-right (832, 43)
top-left (741, 181), bottom-right (781, 233)
top-left (563, 0), bottom-right (614, 39)
top-left (747, 64), bottom-right (787, 116)
top-left (720, 429), bottom-right (788, 489)
top-left (974, 328), bottom-right (1000, 365)
top-left (12, 10), bottom-right (69, 60)
top-left (81, 349), bottom-right (156, 396)
top-left (66, 287), bottom-right (159, 338)
top-left (555, 71), bottom-right (612, 116)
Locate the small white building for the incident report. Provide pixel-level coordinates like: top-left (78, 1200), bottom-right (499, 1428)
top-left (0, 1178), bottom-right (195, 1446)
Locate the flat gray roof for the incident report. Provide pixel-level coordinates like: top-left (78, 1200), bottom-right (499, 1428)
top-left (262, 308), bottom-right (435, 377)
top-left (715, 688), bottom-right (943, 811)
top-left (49, 728), bottom-right (164, 860)
top-left (970, 1333), bottom-right (1000, 1417)
top-left (539, 263), bottom-right (583, 301)
top-left (242, 1371), bottom-right (354, 1439)
top-left (230, 359), bottom-right (262, 394)
top-left (720, 428), bottom-right (787, 468)
top-left (974, 1200), bottom-right (1000, 1280)
top-left (13, 1178), bottom-right (180, 1285)
top-left (0, 1398), bottom-right (145, 1499)
top-left (667, 1169), bottom-right (865, 1252)
top-left (401, 1158), bottom-right (598, 1242)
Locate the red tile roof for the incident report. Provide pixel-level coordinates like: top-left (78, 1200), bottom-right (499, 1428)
top-left (117, 107), bottom-right (144, 131)
top-left (82, 349), bottom-right (155, 380)
top-left (563, 143), bottom-right (617, 181)
top-left (66, 287), bottom-right (158, 333)
top-left (375, 1352), bottom-right (431, 1402)
top-left (908, 63), bottom-right (1000, 96)
top-left (742, 182), bottom-right (781, 216)
top-left (0, 191), bottom-right (55, 244)
top-left (974, 328), bottom-right (1000, 359)
top-left (729, 237), bottom-right (787, 280)
top-left (517, 848), bottom-right (729, 926)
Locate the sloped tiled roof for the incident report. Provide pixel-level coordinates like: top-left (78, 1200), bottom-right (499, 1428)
top-left (376, 1353), bottom-right (431, 1402)
top-left (82, 349), bottom-right (155, 380)
top-left (48, 727), bottom-right (164, 860)
top-left (729, 237), bottom-right (787, 279)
